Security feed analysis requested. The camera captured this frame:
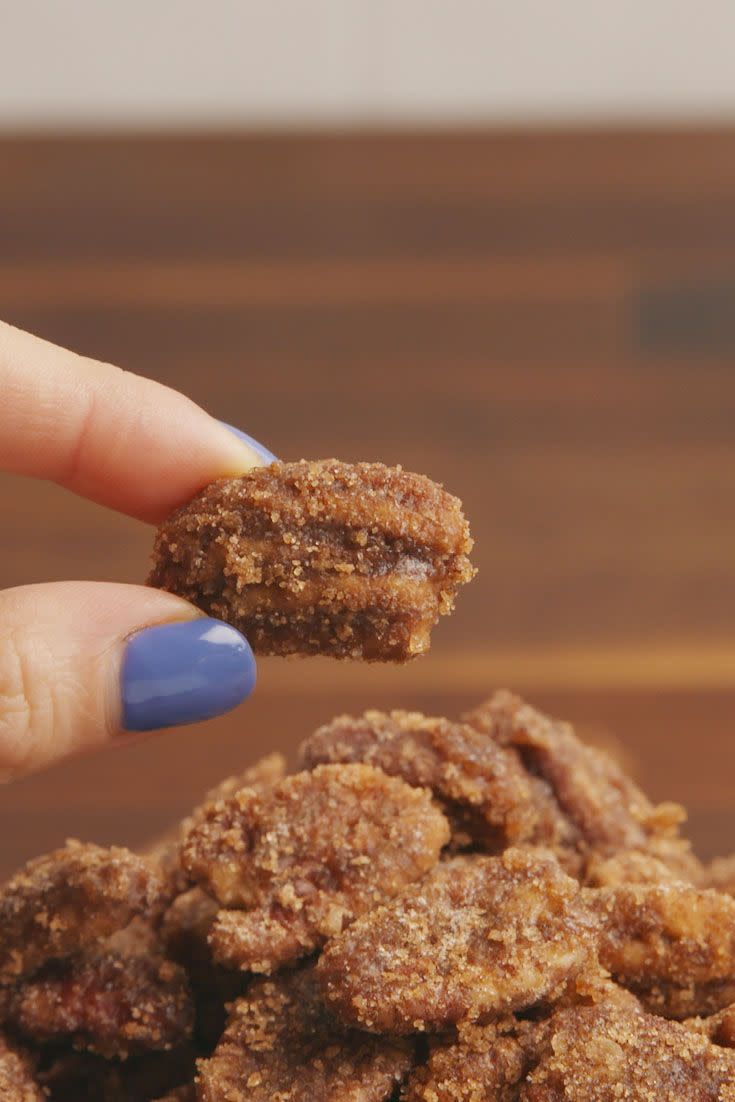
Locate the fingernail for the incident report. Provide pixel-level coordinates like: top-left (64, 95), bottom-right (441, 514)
top-left (218, 421), bottom-right (277, 464)
top-left (121, 618), bottom-right (256, 732)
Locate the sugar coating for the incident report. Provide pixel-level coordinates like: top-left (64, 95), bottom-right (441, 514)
top-left (464, 691), bottom-right (699, 881)
top-left (521, 996), bottom-right (735, 1100)
top-left (317, 848), bottom-right (600, 1033)
top-left (181, 763), bottom-right (450, 973)
top-left (0, 1036), bottom-right (44, 1102)
top-left (301, 709), bottom-right (543, 851)
top-left (0, 840), bottom-right (167, 983)
top-left (5, 695), bottom-right (735, 1098)
top-left (196, 963), bottom-right (412, 1102)
top-left (402, 1017), bottom-right (537, 1102)
top-left (8, 950), bottom-right (194, 1058)
top-left (148, 459), bottom-right (475, 661)
top-left (591, 881), bottom-right (735, 1018)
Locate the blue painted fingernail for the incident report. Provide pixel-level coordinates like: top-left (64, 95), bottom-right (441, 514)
top-left (121, 618), bottom-right (256, 732)
top-left (219, 421), bottom-right (277, 464)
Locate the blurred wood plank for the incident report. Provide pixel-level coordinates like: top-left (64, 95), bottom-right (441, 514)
top-left (0, 256), bottom-right (631, 310)
top-left (2, 128), bottom-right (735, 876)
top-left (5, 130), bottom-right (735, 261)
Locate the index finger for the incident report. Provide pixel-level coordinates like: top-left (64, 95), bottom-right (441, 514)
top-left (0, 320), bottom-right (273, 523)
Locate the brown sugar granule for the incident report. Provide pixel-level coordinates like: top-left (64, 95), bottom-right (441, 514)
top-left (519, 995), bottom-right (735, 1100)
top-left (148, 459), bottom-right (475, 661)
top-left (590, 881), bottom-right (735, 1019)
top-left (317, 848), bottom-right (599, 1034)
top-left (196, 963), bottom-right (412, 1102)
top-left (464, 691), bottom-right (698, 880)
top-left (0, 1035), bottom-right (44, 1102)
top-left (8, 950), bottom-right (194, 1059)
top-left (300, 709), bottom-right (550, 851)
top-left (687, 1003), bottom-right (735, 1050)
top-left (181, 763), bottom-right (450, 973)
top-left (402, 1019), bottom-right (532, 1102)
top-left (584, 849), bottom-right (694, 888)
top-left (0, 841), bottom-right (167, 984)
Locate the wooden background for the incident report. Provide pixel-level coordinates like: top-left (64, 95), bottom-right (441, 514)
top-left (1, 129), bottom-right (735, 877)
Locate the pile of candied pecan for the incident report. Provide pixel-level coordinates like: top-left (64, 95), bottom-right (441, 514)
top-left (2, 691), bottom-right (735, 1100)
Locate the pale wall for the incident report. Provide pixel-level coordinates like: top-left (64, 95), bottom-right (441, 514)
top-left (1, 0), bottom-right (734, 128)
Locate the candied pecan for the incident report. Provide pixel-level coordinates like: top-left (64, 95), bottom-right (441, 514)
top-left (147, 754), bottom-right (289, 899)
top-left (196, 963), bottom-right (412, 1102)
top-left (8, 951), bottom-right (193, 1058)
top-left (402, 1019), bottom-right (530, 1102)
top-left (317, 849), bottom-right (599, 1034)
top-left (145, 749), bottom-right (286, 877)
top-left (301, 709), bottom-right (546, 851)
top-left (520, 995), bottom-right (735, 1100)
top-left (591, 881), bottom-right (735, 1018)
top-left (0, 841), bottom-right (167, 983)
top-left (149, 459), bottom-right (475, 661)
top-left (464, 691), bottom-right (696, 878)
top-left (182, 763), bottom-right (449, 973)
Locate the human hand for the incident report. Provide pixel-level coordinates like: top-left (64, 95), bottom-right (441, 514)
top-left (0, 320), bottom-right (275, 781)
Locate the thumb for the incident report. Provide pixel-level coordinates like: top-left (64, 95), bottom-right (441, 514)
top-left (0, 582), bottom-right (256, 780)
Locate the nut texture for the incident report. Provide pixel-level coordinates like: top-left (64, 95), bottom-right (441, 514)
top-left (149, 459), bottom-right (475, 661)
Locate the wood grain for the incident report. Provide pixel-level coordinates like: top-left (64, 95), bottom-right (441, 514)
top-left (1, 129), bottom-right (735, 876)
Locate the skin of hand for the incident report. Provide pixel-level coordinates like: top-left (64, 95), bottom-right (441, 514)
top-left (0, 320), bottom-right (275, 781)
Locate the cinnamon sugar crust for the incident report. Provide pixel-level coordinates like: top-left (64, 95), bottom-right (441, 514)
top-left (0, 1036), bottom-right (44, 1102)
top-left (149, 459), bottom-right (475, 661)
top-left (464, 691), bottom-right (698, 881)
top-left (8, 951), bottom-right (194, 1058)
top-left (591, 881), bottom-right (735, 1018)
top-left (300, 709), bottom-right (542, 851)
top-left (5, 691), bottom-right (735, 1097)
top-left (317, 849), bottom-right (599, 1033)
top-left (182, 763), bottom-right (450, 973)
top-left (0, 841), bottom-right (167, 984)
top-left (520, 996), bottom-right (735, 1100)
top-left (196, 964), bottom-right (412, 1102)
